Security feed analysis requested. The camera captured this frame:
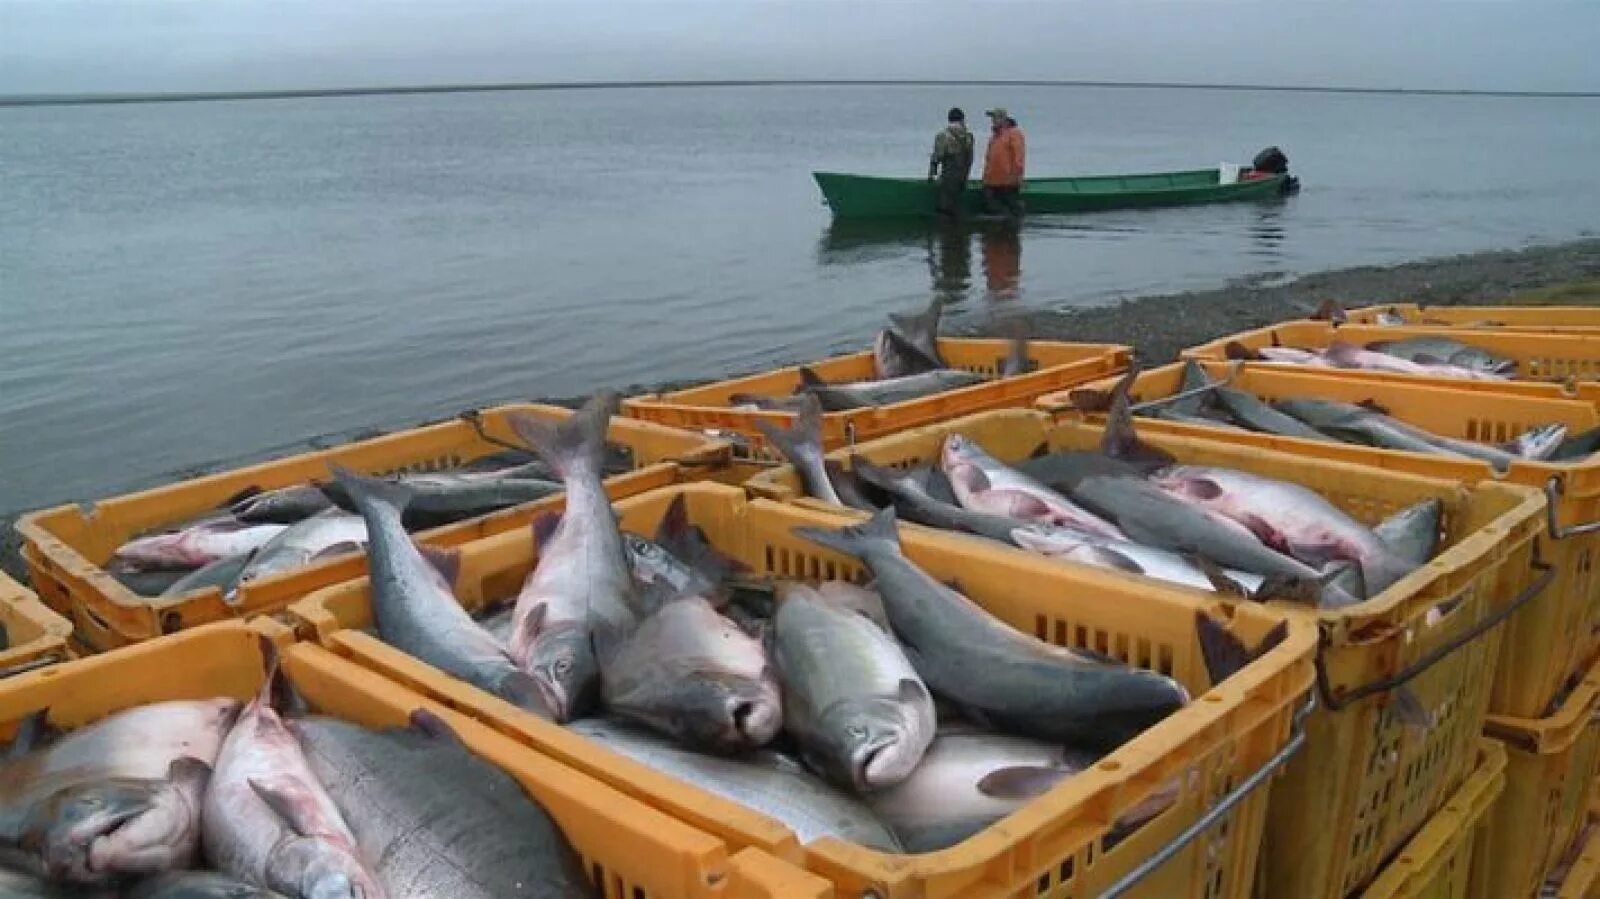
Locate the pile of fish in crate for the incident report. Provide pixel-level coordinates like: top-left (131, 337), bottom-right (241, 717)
top-left (7, 298), bottom-right (1600, 897)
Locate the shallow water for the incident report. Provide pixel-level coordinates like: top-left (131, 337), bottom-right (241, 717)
top-left (4, 84), bottom-right (1598, 514)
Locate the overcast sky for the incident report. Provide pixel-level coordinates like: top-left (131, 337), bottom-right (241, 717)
top-left (2, 0), bottom-right (1596, 96)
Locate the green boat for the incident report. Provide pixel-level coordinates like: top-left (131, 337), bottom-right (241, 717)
top-left (813, 167), bottom-right (1295, 219)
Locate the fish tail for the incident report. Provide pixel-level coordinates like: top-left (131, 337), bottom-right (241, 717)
top-left (754, 393), bottom-right (825, 465)
top-left (792, 505), bottom-right (899, 560)
top-left (328, 464), bottom-right (414, 516)
top-left (1099, 365), bottom-right (1175, 467)
top-left (888, 297), bottom-right (944, 358)
top-left (847, 454), bottom-right (902, 492)
top-left (509, 392), bottom-right (617, 480)
top-left (1507, 422), bottom-right (1568, 461)
top-left (655, 494), bottom-right (746, 580)
top-left (1197, 612), bottom-right (1289, 686)
top-left (1001, 329), bottom-right (1033, 378)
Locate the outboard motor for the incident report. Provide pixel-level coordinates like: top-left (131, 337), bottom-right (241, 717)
top-left (1249, 146), bottom-right (1299, 194)
top-left (1251, 146), bottom-right (1289, 174)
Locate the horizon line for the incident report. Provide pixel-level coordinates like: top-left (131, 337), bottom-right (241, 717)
top-left (4, 77), bottom-right (1598, 108)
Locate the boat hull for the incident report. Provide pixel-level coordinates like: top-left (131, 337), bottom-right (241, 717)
top-left (813, 168), bottom-right (1292, 218)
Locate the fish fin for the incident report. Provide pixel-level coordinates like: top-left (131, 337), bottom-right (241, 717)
top-left (1390, 685), bottom-right (1433, 731)
top-left (248, 776), bottom-right (330, 838)
top-left (167, 756), bottom-right (213, 790)
top-left (1225, 341), bottom-right (1262, 362)
top-left (1196, 611), bottom-right (1252, 686)
top-left (844, 454), bottom-right (897, 490)
top-left (1356, 399), bottom-right (1391, 415)
top-left (1322, 342), bottom-right (1364, 367)
top-left (825, 460), bottom-right (884, 513)
top-left (5, 709), bottom-right (55, 759)
top-left (516, 602), bottom-right (549, 645)
top-left (530, 512), bottom-right (564, 551)
top-left (220, 484), bottom-right (264, 510)
top-left (977, 765), bottom-right (1071, 800)
top-left (792, 506), bottom-right (899, 561)
top-left (1189, 556), bottom-right (1249, 598)
top-left (795, 366), bottom-right (828, 389)
top-left (897, 678), bottom-right (929, 705)
top-left (1001, 330), bottom-right (1033, 378)
top-left (754, 394), bottom-right (826, 468)
top-left (1312, 299), bottom-right (1348, 324)
top-left (255, 635), bottom-right (282, 709)
top-left (309, 540), bottom-right (364, 561)
top-left (508, 392), bottom-right (617, 480)
top-left (1250, 574), bottom-right (1323, 606)
top-left (327, 464), bottom-right (413, 515)
top-left (1067, 388), bottom-right (1113, 412)
top-left (1171, 477), bottom-right (1224, 501)
top-left (1100, 365), bottom-right (1176, 466)
top-left (415, 543), bottom-right (462, 588)
top-left (656, 494), bottom-right (747, 580)
top-left (1283, 539), bottom-right (1343, 569)
top-left (407, 707), bottom-right (478, 744)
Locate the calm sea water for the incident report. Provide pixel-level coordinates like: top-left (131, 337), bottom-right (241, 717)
top-left (4, 84), bottom-right (1599, 514)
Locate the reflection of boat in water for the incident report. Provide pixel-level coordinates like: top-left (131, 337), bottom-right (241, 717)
top-left (814, 164), bottom-right (1296, 219)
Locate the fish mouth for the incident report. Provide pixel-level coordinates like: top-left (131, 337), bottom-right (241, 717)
top-left (730, 698), bottom-right (781, 746)
top-left (857, 738), bottom-right (914, 790)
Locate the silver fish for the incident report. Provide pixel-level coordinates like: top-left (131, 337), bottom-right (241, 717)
top-left (865, 726), bottom-right (1176, 853)
top-left (601, 597), bottom-right (782, 753)
top-left (201, 643), bottom-right (384, 899)
top-left (111, 521), bottom-right (288, 572)
top-left (1151, 465), bottom-right (1415, 597)
top-left (505, 394), bottom-right (640, 722)
top-left (294, 711), bottom-right (593, 899)
top-left (793, 507), bottom-right (1188, 751)
top-left (161, 552), bottom-right (256, 599)
top-left (1366, 336), bottom-right (1517, 375)
top-left (772, 583), bottom-right (935, 792)
top-left (231, 511), bottom-right (368, 598)
top-left (1010, 524), bottom-right (1268, 596)
top-left (940, 434), bottom-right (1126, 539)
top-left (0, 700), bottom-right (237, 885)
top-left (798, 366), bottom-right (984, 411)
top-left (329, 466), bottom-right (547, 717)
top-left (568, 717), bottom-right (902, 852)
top-left (851, 456), bottom-right (1023, 545)
top-left (1274, 397), bottom-right (1566, 471)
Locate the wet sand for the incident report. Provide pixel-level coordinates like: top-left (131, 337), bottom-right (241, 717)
top-left (6, 237), bottom-right (1600, 583)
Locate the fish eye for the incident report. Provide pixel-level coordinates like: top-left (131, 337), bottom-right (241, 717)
top-left (847, 725), bottom-right (868, 739)
top-left (552, 658), bottom-right (572, 676)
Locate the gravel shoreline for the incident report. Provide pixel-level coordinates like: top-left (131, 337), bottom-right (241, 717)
top-left (7, 237), bottom-right (1600, 583)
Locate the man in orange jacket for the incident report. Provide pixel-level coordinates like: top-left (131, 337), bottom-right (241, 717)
top-left (981, 108), bottom-right (1026, 220)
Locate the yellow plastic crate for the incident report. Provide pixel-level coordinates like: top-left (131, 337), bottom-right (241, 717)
top-left (1354, 738), bottom-right (1506, 899)
top-left (744, 409), bottom-right (1547, 899)
top-left (1545, 785), bottom-right (1600, 898)
top-left (15, 404), bottom-right (729, 652)
top-left (1346, 304), bottom-right (1600, 333)
top-left (1475, 653), bottom-right (1600, 899)
top-left (1182, 321), bottom-right (1600, 403)
top-left (0, 621), bottom-right (829, 899)
top-left (285, 482), bottom-right (1316, 899)
top-left (1037, 360), bottom-right (1600, 719)
top-left (0, 569), bottom-right (73, 678)
top-left (621, 338), bottom-right (1130, 460)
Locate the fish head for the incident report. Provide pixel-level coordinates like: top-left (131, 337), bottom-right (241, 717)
top-left (525, 624), bottom-right (600, 722)
top-left (26, 764), bottom-right (205, 883)
top-left (1009, 526), bottom-right (1088, 557)
top-left (269, 838), bottom-right (385, 899)
top-left (637, 670), bottom-right (783, 753)
top-left (812, 686), bottom-right (935, 791)
top-left (939, 435), bottom-right (992, 495)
